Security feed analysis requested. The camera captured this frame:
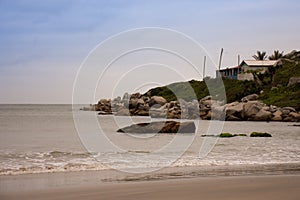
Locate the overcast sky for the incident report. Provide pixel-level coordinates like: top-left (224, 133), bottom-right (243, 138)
top-left (1, 0), bottom-right (299, 103)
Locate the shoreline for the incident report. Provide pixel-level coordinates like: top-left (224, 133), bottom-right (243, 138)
top-left (1, 174), bottom-right (299, 200)
top-left (1, 163), bottom-right (299, 193)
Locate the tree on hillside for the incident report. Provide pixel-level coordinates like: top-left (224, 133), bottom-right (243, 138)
top-left (269, 50), bottom-right (284, 60)
top-left (252, 51), bottom-right (267, 60)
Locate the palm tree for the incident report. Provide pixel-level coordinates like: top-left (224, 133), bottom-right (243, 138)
top-left (252, 51), bottom-right (267, 60)
top-left (268, 50), bottom-right (284, 60)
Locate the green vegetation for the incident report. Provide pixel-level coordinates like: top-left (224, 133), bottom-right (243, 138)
top-left (144, 50), bottom-right (300, 111)
top-left (258, 58), bottom-right (300, 110)
top-left (269, 50), bottom-right (284, 60)
top-left (219, 133), bottom-right (247, 138)
top-left (145, 78), bottom-right (261, 103)
top-left (259, 84), bottom-right (300, 110)
top-left (250, 132), bottom-right (272, 137)
top-left (253, 50), bottom-right (267, 60)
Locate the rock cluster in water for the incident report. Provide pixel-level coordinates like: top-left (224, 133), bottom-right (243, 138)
top-left (117, 121), bottom-right (196, 134)
top-left (82, 93), bottom-right (300, 122)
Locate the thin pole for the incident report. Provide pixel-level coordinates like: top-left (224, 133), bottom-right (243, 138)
top-left (238, 54), bottom-right (240, 65)
top-left (203, 56), bottom-right (206, 79)
top-left (218, 48), bottom-right (224, 71)
top-left (217, 48), bottom-right (224, 78)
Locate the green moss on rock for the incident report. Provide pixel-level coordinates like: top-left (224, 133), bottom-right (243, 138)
top-left (250, 132), bottom-right (272, 137)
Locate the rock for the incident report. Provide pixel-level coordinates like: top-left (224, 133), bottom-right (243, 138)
top-left (117, 121), bottom-right (196, 134)
top-left (116, 108), bottom-right (130, 116)
top-left (98, 98), bottom-right (110, 105)
top-left (167, 111), bottom-right (181, 119)
top-left (134, 109), bottom-right (149, 116)
top-left (199, 110), bottom-right (207, 117)
top-left (81, 105), bottom-right (94, 111)
top-left (98, 111), bottom-right (113, 115)
top-left (130, 92), bottom-right (142, 99)
top-left (169, 101), bottom-right (179, 108)
top-left (226, 115), bottom-right (242, 121)
top-left (269, 105), bottom-right (278, 113)
top-left (219, 133), bottom-right (247, 138)
top-left (129, 98), bottom-right (144, 109)
top-left (283, 50), bottom-right (300, 60)
top-left (200, 96), bottom-right (212, 101)
top-left (226, 102), bottom-right (244, 118)
top-left (122, 92), bottom-right (130, 101)
top-left (141, 96), bottom-right (150, 103)
top-left (241, 94), bottom-right (259, 102)
top-left (203, 110), bottom-right (211, 120)
top-left (272, 110), bottom-right (282, 121)
top-left (252, 109), bottom-right (272, 121)
top-left (149, 96), bottom-right (167, 107)
top-left (288, 112), bottom-right (300, 122)
top-left (113, 96), bottom-right (121, 103)
top-left (150, 109), bottom-right (167, 118)
top-left (250, 132), bottom-right (272, 137)
top-left (282, 107), bottom-right (296, 113)
top-left (262, 106), bottom-right (270, 111)
top-left (202, 100), bottom-right (212, 106)
top-left (243, 101), bottom-right (264, 119)
top-left (211, 106), bottom-right (226, 120)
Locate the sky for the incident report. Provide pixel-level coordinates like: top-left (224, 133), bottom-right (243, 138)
top-left (0, 0), bottom-right (299, 104)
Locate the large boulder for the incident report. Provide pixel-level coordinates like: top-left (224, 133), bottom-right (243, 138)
top-left (226, 102), bottom-right (244, 120)
top-left (284, 112), bottom-right (300, 122)
top-left (149, 108), bottom-right (167, 118)
top-left (117, 121), bottom-right (195, 133)
top-left (272, 110), bottom-right (282, 121)
top-left (252, 109), bottom-right (273, 121)
top-left (241, 94), bottom-right (259, 102)
top-left (130, 92), bottom-right (142, 99)
top-left (122, 92), bottom-right (130, 101)
top-left (149, 96), bottom-right (167, 107)
top-left (211, 105), bottom-right (226, 120)
top-left (129, 98), bottom-right (145, 109)
top-left (243, 101), bottom-right (264, 120)
top-left (116, 107), bottom-right (130, 116)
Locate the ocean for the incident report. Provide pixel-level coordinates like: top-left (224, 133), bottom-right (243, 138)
top-left (0, 104), bottom-right (299, 175)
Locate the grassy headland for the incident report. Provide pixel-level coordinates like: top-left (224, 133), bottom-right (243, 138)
top-left (144, 51), bottom-right (300, 110)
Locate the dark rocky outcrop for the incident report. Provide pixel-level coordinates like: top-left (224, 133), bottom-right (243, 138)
top-left (250, 132), bottom-right (272, 137)
top-left (84, 92), bottom-right (300, 122)
top-left (117, 121), bottom-right (195, 134)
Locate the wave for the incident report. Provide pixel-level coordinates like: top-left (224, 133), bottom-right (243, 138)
top-left (0, 150), bottom-right (107, 175)
top-left (1, 150), bottom-right (300, 176)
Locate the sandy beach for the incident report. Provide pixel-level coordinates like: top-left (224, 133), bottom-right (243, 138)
top-left (1, 174), bottom-right (299, 200)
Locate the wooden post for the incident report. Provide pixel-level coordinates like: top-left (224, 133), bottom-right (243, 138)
top-left (238, 54), bottom-right (240, 66)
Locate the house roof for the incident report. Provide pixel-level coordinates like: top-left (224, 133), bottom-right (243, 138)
top-left (219, 66), bottom-right (240, 71)
top-left (241, 60), bottom-right (278, 67)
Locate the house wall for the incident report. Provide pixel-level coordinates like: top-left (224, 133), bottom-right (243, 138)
top-left (217, 67), bottom-right (241, 80)
top-left (238, 73), bottom-right (254, 81)
top-left (241, 63), bottom-right (269, 74)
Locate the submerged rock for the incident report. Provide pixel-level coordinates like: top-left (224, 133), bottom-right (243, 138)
top-left (250, 132), bottom-right (272, 137)
top-left (117, 121), bottom-right (195, 134)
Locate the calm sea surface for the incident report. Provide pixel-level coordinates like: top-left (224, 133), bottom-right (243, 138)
top-left (0, 104), bottom-right (299, 175)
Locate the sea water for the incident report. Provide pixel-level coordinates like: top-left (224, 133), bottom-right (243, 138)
top-left (0, 104), bottom-right (299, 175)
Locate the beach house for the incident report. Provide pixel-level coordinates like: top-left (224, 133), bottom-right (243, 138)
top-left (217, 60), bottom-right (280, 81)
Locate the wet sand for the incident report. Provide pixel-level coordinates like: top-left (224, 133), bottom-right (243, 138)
top-left (1, 174), bottom-right (299, 200)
